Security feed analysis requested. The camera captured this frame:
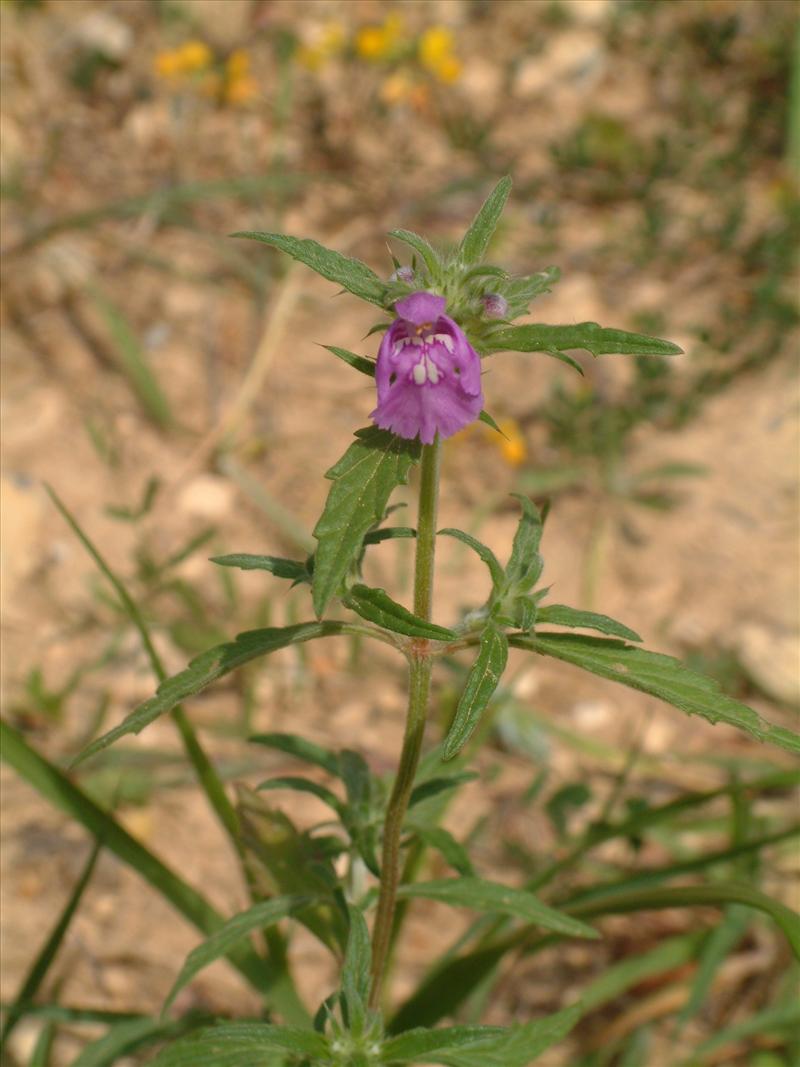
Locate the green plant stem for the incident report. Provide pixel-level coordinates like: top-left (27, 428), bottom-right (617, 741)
top-left (369, 438), bottom-right (442, 1010)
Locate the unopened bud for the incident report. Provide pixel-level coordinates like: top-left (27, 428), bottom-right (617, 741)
top-left (481, 293), bottom-right (509, 319)
top-left (390, 265), bottom-right (415, 284)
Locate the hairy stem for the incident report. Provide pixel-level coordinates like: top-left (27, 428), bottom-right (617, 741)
top-left (369, 437), bottom-right (441, 1009)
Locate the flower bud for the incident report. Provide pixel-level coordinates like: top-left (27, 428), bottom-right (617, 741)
top-left (480, 293), bottom-right (509, 319)
top-left (390, 265), bottom-right (416, 284)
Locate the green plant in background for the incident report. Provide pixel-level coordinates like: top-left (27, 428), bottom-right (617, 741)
top-left (2, 179), bottom-right (798, 1067)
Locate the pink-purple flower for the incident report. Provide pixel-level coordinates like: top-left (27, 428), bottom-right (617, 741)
top-left (370, 292), bottom-right (483, 445)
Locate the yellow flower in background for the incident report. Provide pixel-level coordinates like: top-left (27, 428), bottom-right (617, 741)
top-left (380, 70), bottom-right (430, 111)
top-left (224, 49), bottom-right (258, 104)
top-left (356, 12), bottom-right (403, 61)
top-left (154, 39), bottom-right (213, 80)
top-left (179, 40), bottom-right (213, 71)
top-left (418, 25), bottom-right (462, 83)
top-left (493, 418), bottom-right (528, 467)
top-left (432, 54), bottom-right (462, 84)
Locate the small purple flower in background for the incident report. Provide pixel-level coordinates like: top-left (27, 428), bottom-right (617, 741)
top-left (480, 292), bottom-right (508, 319)
top-left (371, 292), bottom-right (483, 445)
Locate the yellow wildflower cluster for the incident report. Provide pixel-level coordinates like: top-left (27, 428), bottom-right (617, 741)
top-left (295, 13), bottom-right (462, 105)
top-left (154, 41), bottom-right (258, 106)
top-left (355, 12), bottom-right (404, 61)
top-left (154, 39), bottom-right (213, 79)
top-left (418, 26), bottom-right (462, 84)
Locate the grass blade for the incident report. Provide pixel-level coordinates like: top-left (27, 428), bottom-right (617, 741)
top-left (0, 721), bottom-right (305, 1018)
top-left (1, 841), bottom-right (101, 1046)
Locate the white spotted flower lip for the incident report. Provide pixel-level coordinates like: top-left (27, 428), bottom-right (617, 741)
top-left (370, 292), bottom-right (483, 445)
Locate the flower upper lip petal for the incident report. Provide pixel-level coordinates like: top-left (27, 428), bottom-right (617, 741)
top-left (395, 292), bottom-right (447, 326)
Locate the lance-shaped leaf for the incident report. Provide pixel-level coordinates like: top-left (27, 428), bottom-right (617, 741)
top-left (439, 528), bottom-right (505, 590)
top-left (504, 495), bottom-right (544, 594)
top-left (408, 824), bottom-right (475, 876)
top-left (488, 322), bottom-right (683, 358)
top-left (163, 896), bottom-right (310, 1015)
top-left (145, 1023), bottom-right (330, 1067)
top-left (321, 344), bottom-right (376, 378)
top-left (513, 632), bottom-right (800, 756)
top-left (345, 584), bottom-right (456, 641)
top-left (231, 231), bottom-right (388, 308)
top-left (210, 554), bottom-right (310, 583)
top-left (443, 626), bottom-right (508, 760)
top-left (341, 904), bottom-right (371, 1033)
top-left (383, 1005), bottom-right (580, 1067)
top-left (249, 731), bottom-right (340, 775)
top-left (535, 604), bottom-right (642, 642)
top-left (388, 229), bottom-right (441, 274)
top-left (236, 788), bottom-right (348, 951)
top-left (409, 771), bottom-right (479, 808)
top-left (74, 622), bottom-right (346, 764)
top-left (397, 877), bottom-right (598, 939)
top-left (502, 268), bottom-right (561, 313)
top-left (458, 176), bottom-right (513, 264)
top-left (312, 428), bottom-right (421, 616)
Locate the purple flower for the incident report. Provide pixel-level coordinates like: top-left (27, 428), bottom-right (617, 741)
top-left (370, 292), bottom-right (483, 445)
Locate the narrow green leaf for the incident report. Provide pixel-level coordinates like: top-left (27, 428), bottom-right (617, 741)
top-left (236, 789), bottom-right (348, 952)
top-left (382, 1024), bottom-right (510, 1062)
top-left (458, 176), bottom-right (513, 264)
top-left (338, 749), bottom-right (381, 876)
top-left (409, 824), bottom-right (475, 876)
top-left (321, 344), bottom-right (376, 378)
top-left (675, 906), bottom-right (750, 1034)
top-left (145, 1023), bottom-right (330, 1067)
top-left (87, 286), bottom-right (174, 429)
top-left (46, 487), bottom-right (245, 866)
top-left (312, 427), bottom-right (421, 616)
top-left (341, 904), bottom-right (371, 1032)
top-left (70, 1018), bottom-right (185, 1067)
top-left (210, 554), bottom-right (310, 582)
top-left (477, 409), bottom-right (504, 434)
top-left (255, 776), bottom-right (342, 814)
top-left (345, 584), bottom-right (456, 641)
top-left (502, 268), bottom-right (561, 309)
top-left (248, 732), bottom-right (340, 776)
top-left (578, 933), bottom-right (701, 1014)
top-left (513, 632), bottom-right (800, 756)
top-left (439, 529), bottom-right (505, 589)
top-left (535, 605), bottom-right (642, 642)
top-left (504, 495), bottom-right (544, 594)
top-left (28, 1021), bottom-right (55, 1067)
top-left (389, 944), bottom-right (510, 1034)
top-left (489, 322), bottom-right (683, 358)
top-left (443, 627), bottom-right (508, 760)
top-left (75, 623), bottom-right (346, 763)
top-left (163, 896), bottom-right (309, 1014)
top-left (675, 1001), bottom-right (800, 1066)
top-left (388, 229), bottom-right (441, 274)
top-left (397, 877), bottom-right (598, 939)
top-left (409, 771), bottom-right (479, 808)
top-left (540, 348), bottom-right (586, 375)
top-left (231, 231), bottom-right (387, 307)
top-left (1, 842), bottom-right (100, 1046)
top-left (384, 1004), bottom-right (580, 1066)
top-left (363, 526), bottom-right (416, 545)
top-left (569, 883), bottom-right (800, 960)
top-left (0, 722), bottom-right (272, 998)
